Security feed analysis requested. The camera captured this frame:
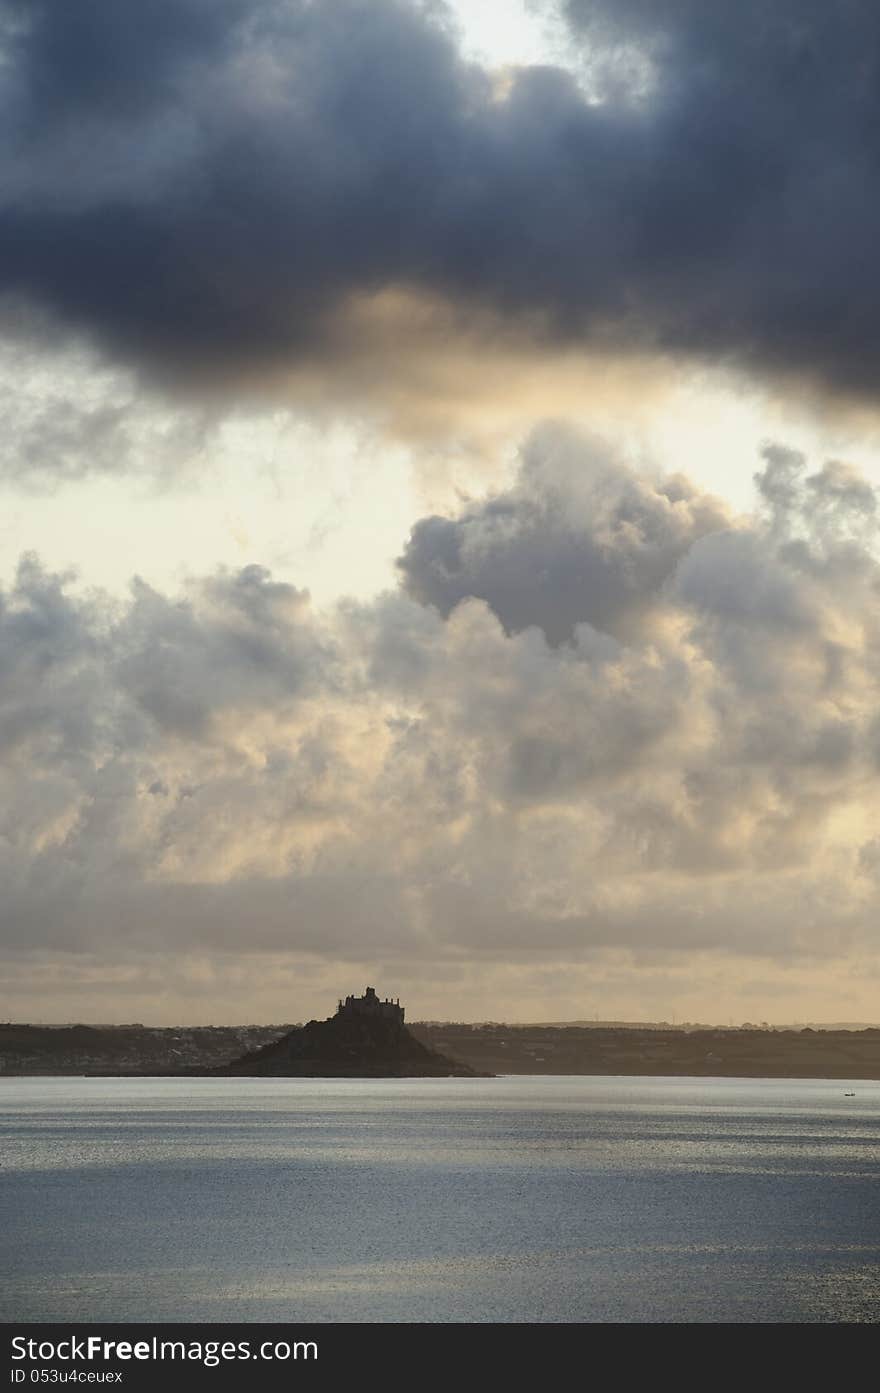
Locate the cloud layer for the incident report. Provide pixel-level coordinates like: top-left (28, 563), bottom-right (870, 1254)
top-left (4, 426), bottom-right (880, 1020)
top-left (2, 0), bottom-right (880, 405)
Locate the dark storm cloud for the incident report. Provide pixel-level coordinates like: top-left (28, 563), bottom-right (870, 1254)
top-left (3, 0), bottom-right (880, 397)
top-left (1, 0), bottom-right (477, 371)
top-left (5, 0), bottom-right (246, 123)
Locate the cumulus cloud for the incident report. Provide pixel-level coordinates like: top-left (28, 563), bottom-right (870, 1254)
top-left (114, 565), bottom-right (322, 739)
top-left (1, 0), bottom-right (880, 408)
top-left (3, 427), bottom-right (880, 1020)
top-left (397, 423), bottom-right (730, 642)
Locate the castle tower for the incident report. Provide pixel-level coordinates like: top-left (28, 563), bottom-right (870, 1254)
top-left (335, 986), bottom-right (405, 1024)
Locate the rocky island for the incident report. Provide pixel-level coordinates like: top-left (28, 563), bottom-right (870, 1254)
top-left (219, 986), bottom-right (489, 1078)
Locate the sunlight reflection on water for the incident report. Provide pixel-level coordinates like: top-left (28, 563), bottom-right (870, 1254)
top-left (2, 1075), bottom-right (878, 1322)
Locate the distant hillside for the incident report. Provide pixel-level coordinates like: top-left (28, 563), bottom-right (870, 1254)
top-left (408, 1022), bottom-right (880, 1079)
top-left (0, 1023), bottom-right (290, 1075)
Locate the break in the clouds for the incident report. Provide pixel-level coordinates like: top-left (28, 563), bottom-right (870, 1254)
top-left (3, 0), bottom-right (880, 404)
top-left (3, 427), bottom-right (880, 1021)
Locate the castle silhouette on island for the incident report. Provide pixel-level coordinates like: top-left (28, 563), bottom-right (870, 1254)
top-left (221, 985), bottom-right (487, 1077)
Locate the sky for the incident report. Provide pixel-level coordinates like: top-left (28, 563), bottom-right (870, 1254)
top-left (2, 0), bottom-right (880, 1026)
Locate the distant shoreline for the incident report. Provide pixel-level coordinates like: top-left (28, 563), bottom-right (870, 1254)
top-left (2, 1019), bottom-right (879, 1081)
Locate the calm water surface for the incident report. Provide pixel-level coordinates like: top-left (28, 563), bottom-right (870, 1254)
top-left (1, 1074), bottom-right (878, 1322)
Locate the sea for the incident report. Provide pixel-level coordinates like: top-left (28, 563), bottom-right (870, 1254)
top-left (1, 1074), bottom-right (878, 1323)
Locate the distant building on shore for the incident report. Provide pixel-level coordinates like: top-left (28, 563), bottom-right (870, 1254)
top-left (336, 986), bottom-right (405, 1025)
